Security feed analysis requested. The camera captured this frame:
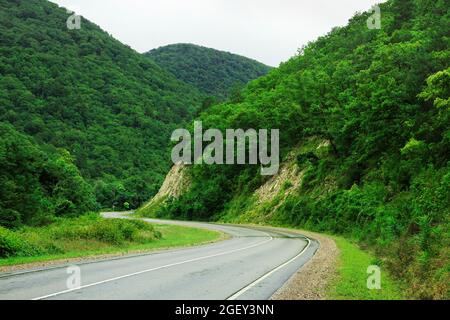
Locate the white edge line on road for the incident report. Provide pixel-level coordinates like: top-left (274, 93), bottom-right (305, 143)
top-left (31, 234), bottom-right (273, 300)
top-left (227, 237), bottom-right (312, 300)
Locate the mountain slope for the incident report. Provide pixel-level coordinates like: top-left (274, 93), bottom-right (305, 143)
top-left (139, 0), bottom-right (449, 299)
top-left (0, 123), bottom-right (96, 227)
top-left (0, 0), bottom-right (203, 212)
top-left (146, 43), bottom-right (272, 99)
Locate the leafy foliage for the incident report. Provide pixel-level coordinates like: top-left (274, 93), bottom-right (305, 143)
top-left (146, 43), bottom-right (272, 99)
top-left (0, 0), bottom-right (203, 211)
top-left (0, 123), bottom-right (97, 227)
top-left (152, 0), bottom-right (449, 298)
top-left (0, 213), bottom-right (161, 258)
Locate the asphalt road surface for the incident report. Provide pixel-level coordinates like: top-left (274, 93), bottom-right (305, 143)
top-left (0, 212), bottom-right (318, 300)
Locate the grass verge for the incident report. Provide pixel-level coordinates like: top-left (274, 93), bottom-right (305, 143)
top-left (327, 235), bottom-right (404, 300)
top-left (220, 215), bottom-right (406, 300)
top-left (0, 213), bottom-right (222, 268)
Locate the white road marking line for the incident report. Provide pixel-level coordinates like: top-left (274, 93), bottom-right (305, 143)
top-left (31, 236), bottom-right (273, 300)
top-left (227, 237), bottom-right (312, 300)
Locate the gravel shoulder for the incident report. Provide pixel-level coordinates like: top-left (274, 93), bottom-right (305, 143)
top-left (271, 229), bottom-right (339, 300)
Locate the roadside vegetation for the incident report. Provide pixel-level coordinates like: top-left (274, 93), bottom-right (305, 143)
top-left (327, 236), bottom-right (404, 300)
top-left (0, 0), bottom-right (272, 215)
top-left (0, 213), bottom-right (221, 267)
top-left (143, 0), bottom-right (449, 299)
top-left (0, 0), bottom-right (206, 212)
top-left (0, 0), bottom-right (447, 300)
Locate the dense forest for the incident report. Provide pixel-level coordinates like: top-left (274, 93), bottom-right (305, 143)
top-left (0, 0), bottom-right (273, 223)
top-left (141, 0), bottom-right (449, 299)
top-left (0, 123), bottom-right (96, 227)
top-left (146, 43), bottom-right (272, 99)
top-left (0, 0), bottom-right (209, 217)
top-left (0, 0), bottom-right (448, 299)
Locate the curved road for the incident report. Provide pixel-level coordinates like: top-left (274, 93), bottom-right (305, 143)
top-left (0, 213), bottom-right (318, 300)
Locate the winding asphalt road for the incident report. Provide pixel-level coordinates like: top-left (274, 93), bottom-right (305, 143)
top-left (0, 213), bottom-right (318, 300)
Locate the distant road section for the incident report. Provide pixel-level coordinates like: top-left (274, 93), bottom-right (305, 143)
top-left (0, 213), bottom-right (318, 300)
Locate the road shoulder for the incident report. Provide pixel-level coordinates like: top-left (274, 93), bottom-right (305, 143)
top-left (271, 229), bottom-right (339, 300)
top-left (0, 223), bottom-right (227, 275)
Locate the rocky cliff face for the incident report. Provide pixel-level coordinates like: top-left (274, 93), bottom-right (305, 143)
top-left (139, 164), bottom-right (190, 214)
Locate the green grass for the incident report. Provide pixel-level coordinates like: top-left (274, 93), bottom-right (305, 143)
top-left (220, 209), bottom-right (406, 300)
top-left (327, 236), bottom-right (404, 300)
top-left (0, 214), bottom-right (222, 267)
top-left (136, 195), bottom-right (168, 218)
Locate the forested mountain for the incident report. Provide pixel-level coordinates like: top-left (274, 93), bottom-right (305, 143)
top-left (146, 43), bottom-right (272, 99)
top-left (140, 0), bottom-right (449, 299)
top-left (0, 123), bottom-right (96, 227)
top-left (0, 0), bottom-right (203, 220)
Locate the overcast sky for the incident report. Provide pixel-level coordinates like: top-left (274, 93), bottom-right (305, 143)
top-left (50, 0), bottom-right (384, 66)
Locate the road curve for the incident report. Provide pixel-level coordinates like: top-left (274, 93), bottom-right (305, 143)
top-left (0, 213), bottom-right (318, 300)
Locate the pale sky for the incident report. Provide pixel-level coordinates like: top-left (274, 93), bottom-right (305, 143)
top-left (50, 0), bottom-right (384, 66)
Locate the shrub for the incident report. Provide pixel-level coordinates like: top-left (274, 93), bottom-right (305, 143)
top-left (0, 226), bottom-right (41, 258)
top-left (0, 209), bottom-right (22, 229)
top-left (89, 220), bottom-right (126, 245)
top-left (0, 215), bottom-right (162, 259)
top-left (47, 217), bottom-right (158, 245)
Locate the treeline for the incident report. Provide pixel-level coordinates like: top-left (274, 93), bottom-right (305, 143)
top-left (146, 43), bottom-right (272, 100)
top-left (0, 0), bottom-right (204, 216)
top-left (0, 0), bottom-right (274, 224)
top-left (0, 123), bottom-right (96, 227)
top-left (149, 0), bottom-right (449, 299)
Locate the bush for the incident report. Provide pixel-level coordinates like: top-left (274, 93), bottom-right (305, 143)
top-left (0, 209), bottom-right (22, 229)
top-left (0, 214), bottom-right (162, 259)
top-left (46, 215), bottom-right (159, 245)
top-left (90, 220), bottom-right (127, 245)
top-left (0, 226), bottom-right (41, 258)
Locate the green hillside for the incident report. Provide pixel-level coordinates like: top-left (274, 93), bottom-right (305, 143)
top-left (146, 43), bottom-right (272, 99)
top-left (140, 0), bottom-right (449, 299)
top-left (0, 123), bottom-right (96, 227)
top-left (0, 0), bottom-right (203, 214)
